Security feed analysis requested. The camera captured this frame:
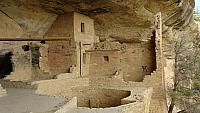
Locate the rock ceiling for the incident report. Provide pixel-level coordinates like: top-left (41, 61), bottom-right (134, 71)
top-left (0, 0), bottom-right (195, 42)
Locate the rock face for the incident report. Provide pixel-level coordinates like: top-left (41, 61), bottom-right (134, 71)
top-left (0, 0), bottom-right (198, 112)
top-left (0, 0), bottom-right (196, 42)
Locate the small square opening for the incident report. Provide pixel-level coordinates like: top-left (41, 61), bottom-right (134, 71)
top-left (40, 40), bottom-right (45, 44)
top-left (22, 45), bottom-right (30, 51)
top-left (104, 56), bottom-right (109, 62)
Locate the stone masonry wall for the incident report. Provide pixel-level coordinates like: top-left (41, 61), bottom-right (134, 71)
top-left (142, 12), bottom-right (168, 113)
top-left (35, 77), bottom-right (153, 113)
top-left (73, 12), bottom-right (95, 43)
top-left (90, 40), bottom-right (156, 82)
top-left (47, 41), bottom-right (77, 75)
top-left (43, 12), bottom-right (96, 76)
top-left (122, 42), bottom-right (156, 82)
top-left (39, 44), bottom-right (49, 73)
top-left (0, 41), bottom-right (32, 81)
top-left (43, 13), bottom-right (78, 75)
top-left (88, 51), bottom-right (121, 77)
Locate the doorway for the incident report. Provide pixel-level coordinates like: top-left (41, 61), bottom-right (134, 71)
top-left (0, 51), bottom-right (13, 79)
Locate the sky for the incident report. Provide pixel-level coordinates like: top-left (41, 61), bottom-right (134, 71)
top-left (195, 0), bottom-right (200, 12)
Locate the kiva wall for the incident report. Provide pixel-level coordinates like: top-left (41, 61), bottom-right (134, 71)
top-left (76, 87), bottom-right (153, 113)
top-left (35, 78), bottom-right (90, 96)
top-left (72, 87), bottom-right (130, 108)
top-left (54, 97), bottom-right (77, 113)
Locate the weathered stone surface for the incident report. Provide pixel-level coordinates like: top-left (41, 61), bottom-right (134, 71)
top-left (0, 84), bottom-right (6, 97)
top-left (0, 0), bottom-right (196, 42)
top-left (0, 1), bottom-right (198, 113)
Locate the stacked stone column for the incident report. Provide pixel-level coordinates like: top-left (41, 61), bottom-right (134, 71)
top-left (143, 12), bottom-right (168, 113)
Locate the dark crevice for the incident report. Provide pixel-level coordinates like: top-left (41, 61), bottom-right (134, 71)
top-left (150, 30), bottom-right (157, 72)
top-left (0, 51), bottom-right (13, 79)
top-left (22, 45), bottom-right (30, 51)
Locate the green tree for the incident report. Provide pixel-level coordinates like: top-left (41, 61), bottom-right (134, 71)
top-left (168, 34), bottom-right (200, 113)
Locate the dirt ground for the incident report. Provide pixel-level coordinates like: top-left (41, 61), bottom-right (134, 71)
top-left (0, 88), bottom-right (69, 113)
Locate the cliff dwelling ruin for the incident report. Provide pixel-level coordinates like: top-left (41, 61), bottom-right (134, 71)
top-left (0, 0), bottom-right (198, 113)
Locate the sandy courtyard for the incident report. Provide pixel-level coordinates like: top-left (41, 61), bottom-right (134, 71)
top-left (0, 88), bottom-right (69, 113)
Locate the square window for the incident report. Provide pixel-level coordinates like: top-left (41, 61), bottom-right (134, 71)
top-left (104, 56), bottom-right (109, 62)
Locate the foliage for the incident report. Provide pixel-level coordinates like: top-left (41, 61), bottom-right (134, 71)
top-left (194, 14), bottom-right (200, 22)
top-left (168, 34), bottom-right (200, 113)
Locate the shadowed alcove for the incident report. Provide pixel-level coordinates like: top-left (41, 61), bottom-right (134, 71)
top-left (0, 51), bottom-right (13, 79)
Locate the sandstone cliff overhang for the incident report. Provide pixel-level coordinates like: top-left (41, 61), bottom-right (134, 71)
top-left (0, 0), bottom-right (196, 42)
